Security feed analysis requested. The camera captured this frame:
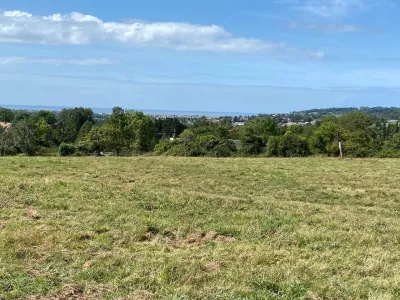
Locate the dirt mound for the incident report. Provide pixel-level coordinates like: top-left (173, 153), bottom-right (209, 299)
top-left (27, 208), bottom-right (41, 220)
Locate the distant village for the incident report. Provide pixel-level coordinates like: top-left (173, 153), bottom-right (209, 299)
top-left (2, 106), bottom-right (400, 131)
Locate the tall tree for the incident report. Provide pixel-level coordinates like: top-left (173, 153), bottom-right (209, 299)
top-left (57, 108), bottom-right (94, 143)
top-left (126, 111), bottom-right (155, 153)
top-left (0, 108), bottom-right (14, 123)
top-left (242, 118), bottom-right (278, 143)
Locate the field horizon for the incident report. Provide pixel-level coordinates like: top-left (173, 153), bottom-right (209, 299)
top-left (1, 157), bottom-right (399, 299)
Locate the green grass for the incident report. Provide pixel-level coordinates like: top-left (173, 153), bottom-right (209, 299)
top-left (0, 157), bottom-right (399, 299)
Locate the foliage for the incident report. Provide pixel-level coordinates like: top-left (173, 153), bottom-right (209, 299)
top-left (242, 117), bottom-right (278, 142)
top-left (238, 135), bottom-right (264, 156)
top-left (33, 110), bottom-right (57, 125)
top-left (376, 148), bottom-right (400, 158)
top-left (56, 107), bottom-right (94, 143)
top-left (59, 143), bottom-right (76, 156)
top-left (384, 133), bottom-right (400, 150)
top-left (1, 107), bottom-right (400, 158)
top-left (155, 118), bottom-right (187, 140)
top-left (127, 111), bottom-right (155, 153)
top-left (309, 120), bottom-right (337, 154)
top-left (266, 134), bottom-right (310, 157)
top-left (0, 128), bottom-right (16, 156)
top-left (0, 107), bottom-right (15, 122)
top-left (266, 136), bottom-right (281, 157)
top-left (10, 119), bottom-right (39, 156)
top-left (207, 140), bottom-right (236, 157)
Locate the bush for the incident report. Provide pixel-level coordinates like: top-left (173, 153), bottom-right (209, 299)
top-left (278, 134), bottom-right (310, 157)
top-left (384, 133), bottom-right (400, 150)
top-left (266, 136), bottom-right (281, 157)
top-left (154, 139), bottom-right (183, 156)
top-left (207, 140), bottom-right (236, 157)
top-left (239, 135), bottom-right (264, 156)
top-left (376, 148), bottom-right (400, 158)
top-left (266, 134), bottom-right (310, 157)
top-left (59, 143), bottom-right (76, 156)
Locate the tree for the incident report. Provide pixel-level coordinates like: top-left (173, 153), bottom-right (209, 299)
top-left (34, 118), bottom-right (52, 147)
top-left (309, 121), bottom-right (337, 154)
top-left (0, 108), bottom-right (14, 123)
top-left (57, 108), bottom-right (94, 143)
top-left (339, 112), bottom-right (372, 132)
top-left (242, 118), bottom-right (278, 143)
top-left (266, 136), bottom-right (281, 157)
top-left (155, 118), bottom-right (187, 140)
top-left (102, 107), bottom-right (132, 154)
top-left (280, 134), bottom-right (310, 157)
top-left (85, 126), bottom-right (110, 155)
top-left (34, 110), bottom-right (57, 125)
top-left (59, 143), bottom-right (76, 156)
top-left (77, 120), bottom-right (94, 140)
top-left (384, 133), bottom-right (400, 150)
top-left (180, 129), bottom-right (196, 157)
top-left (239, 135), bottom-right (264, 156)
top-left (0, 128), bottom-right (16, 156)
top-left (126, 111), bottom-right (155, 153)
top-left (13, 111), bottom-right (31, 122)
top-left (339, 112), bottom-right (374, 157)
top-left (11, 119), bottom-right (38, 156)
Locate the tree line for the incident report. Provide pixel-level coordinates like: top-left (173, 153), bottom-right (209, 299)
top-left (1, 106), bottom-right (400, 158)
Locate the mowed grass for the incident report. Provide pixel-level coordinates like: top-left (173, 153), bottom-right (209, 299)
top-left (0, 157), bottom-right (400, 299)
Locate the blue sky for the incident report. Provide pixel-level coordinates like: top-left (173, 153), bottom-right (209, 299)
top-left (1, 0), bottom-right (400, 113)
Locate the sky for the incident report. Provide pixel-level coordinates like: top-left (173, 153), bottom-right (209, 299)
top-left (1, 0), bottom-right (400, 113)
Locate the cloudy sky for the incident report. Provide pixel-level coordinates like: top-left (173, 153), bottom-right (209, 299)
top-left (1, 0), bottom-right (400, 113)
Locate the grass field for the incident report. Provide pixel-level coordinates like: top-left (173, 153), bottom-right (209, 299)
top-left (0, 157), bottom-right (399, 299)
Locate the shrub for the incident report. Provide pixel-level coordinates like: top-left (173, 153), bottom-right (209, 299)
top-left (278, 134), bottom-right (310, 157)
top-left (266, 136), bottom-right (281, 157)
top-left (59, 143), bottom-right (76, 156)
top-left (239, 135), bottom-right (264, 156)
top-left (166, 144), bottom-right (186, 156)
top-left (376, 148), bottom-right (400, 158)
top-left (154, 139), bottom-right (183, 156)
top-left (384, 133), bottom-right (400, 150)
top-left (207, 140), bottom-right (236, 157)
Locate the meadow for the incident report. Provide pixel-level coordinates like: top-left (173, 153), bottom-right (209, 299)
top-left (0, 157), bottom-right (399, 299)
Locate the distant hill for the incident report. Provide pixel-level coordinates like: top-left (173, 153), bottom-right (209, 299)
top-left (258, 107), bottom-right (400, 123)
top-left (293, 107), bottom-right (400, 121)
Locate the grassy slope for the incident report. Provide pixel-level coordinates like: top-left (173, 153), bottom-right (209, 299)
top-left (0, 157), bottom-right (399, 299)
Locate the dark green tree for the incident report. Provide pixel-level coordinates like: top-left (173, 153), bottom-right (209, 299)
top-left (0, 108), bottom-right (14, 123)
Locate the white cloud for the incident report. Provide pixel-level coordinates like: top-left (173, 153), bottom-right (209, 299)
top-left (0, 10), bottom-right (322, 57)
top-left (288, 21), bottom-right (366, 33)
top-left (3, 11), bottom-right (32, 18)
top-left (302, 0), bottom-right (364, 17)
top-left (277, 0), bottom-right (365, 17)
top-left (0, 56), bottom-right (112, 66)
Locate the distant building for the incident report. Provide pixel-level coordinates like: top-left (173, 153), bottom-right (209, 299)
top-left (279, 120), bottom-right (316, 127)
top-left (232, 122), bottom-right (246, 127)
